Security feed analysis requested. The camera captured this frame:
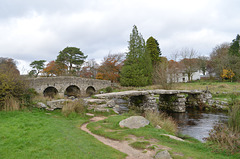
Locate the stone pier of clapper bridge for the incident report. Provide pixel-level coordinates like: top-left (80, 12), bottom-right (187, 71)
top-left (94, 90), bottom-right (207, 112)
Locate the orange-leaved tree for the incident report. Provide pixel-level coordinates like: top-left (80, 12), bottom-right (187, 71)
top-left (43, 61), bottom-right (67, 76)
top-left (96, 53), bottom-right (124, 83)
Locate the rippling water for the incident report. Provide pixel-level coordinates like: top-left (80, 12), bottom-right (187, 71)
top-left (169, 110), bottom-right (228, 142)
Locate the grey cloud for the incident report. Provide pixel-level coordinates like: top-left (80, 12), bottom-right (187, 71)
top-left (0, 0), bottom-right (240, 74)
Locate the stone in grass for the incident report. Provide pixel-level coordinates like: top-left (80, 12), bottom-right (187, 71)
top-left (155, 150), bottom-right (172, 159)
top-left (86, 113), bottom-right (94, 117)
top-left (36, 102), bottom-right (47, 109)
top-left (119, 116), bottom-right (149, 129)
top-left (94, 108), bottom-right (110, 112)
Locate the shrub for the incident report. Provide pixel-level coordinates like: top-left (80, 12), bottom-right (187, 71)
top-left (228, 104), bottom-right (240, 132)
top-left (0, 58), bottom-right (35, 111)
top-left (2, 96), bottom-right (21, 111)
top-left (62, 99), bottom-right (86, 117)
top-left (206, 103), bottom-right (240, 154)
top-left (105, 86), bottom-right (113, 93)
top-left (144, 110), bottom-right (178, 135)
top-left (207, 124), bottom-right (240, 154)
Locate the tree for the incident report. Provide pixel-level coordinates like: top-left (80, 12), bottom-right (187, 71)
top-left (0, 58), bottom-right (28, 111)
top-left (146, 36), bottom-right (162, 84)
top-left (29, 60), bottom-right (46, 77)
top-left (227, 35), bottom-right (240, 80)
top-left (197, 56), bottom-right (209, 75)
top-left (43, 60), bottom-right (68, 76)
top-left (210, 43), bottom-right (230, 78)
top-left (80, 59), bottom-right (99, 78)
top-left (120, 25), bottom-right (152, 86)
top-left (153, 57), bottom-right (169, 88)
top-left (228, 34), bottom-right (240, 56)
top-left (96, 53), bottom-right (124, 82)
top-left (179, 48), bottom-right (198, 81)
top-left (0, 58), bottom-right (20, 76)
top-left (146, 36), bottom-right (161, 64)
top-left (168, 59), bottom-right (180, 83)
top-left (221, 69), bottom-right (235, 82)
top-left (56, 47), bottom-right (87, 75)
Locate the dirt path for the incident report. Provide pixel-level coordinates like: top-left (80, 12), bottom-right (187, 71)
top-left (80, 116), bottom-right (155, 159)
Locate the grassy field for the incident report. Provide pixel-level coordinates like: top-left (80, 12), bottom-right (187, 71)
top-left (172, 81), bottom-right (240, 93)
top-left (1, 108), bottom-right (239, 159)
top-left (0, 109), bottom-right (126, 159)
top-left (111, 81), bottom-right (240, 93)
top-left (87, 114), bottom-right (240, 159)
top-left (110, 81), bottom-right (240, 102)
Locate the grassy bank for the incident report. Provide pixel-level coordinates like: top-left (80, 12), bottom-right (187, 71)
top-left (0, 109), bottom-right (126, 159)
top-left (87, 114), bottom-right (240, 159)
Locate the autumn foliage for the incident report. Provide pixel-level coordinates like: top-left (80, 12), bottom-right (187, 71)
top-left (43, 61), bottom-right (67, 76)
top-left (96, 53), bottom-right (124, 83)
top-left (221, 69), bottom-right (235, 81)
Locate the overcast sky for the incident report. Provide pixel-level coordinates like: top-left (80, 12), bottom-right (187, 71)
top-left (0, 0), bottom-right (239, 74)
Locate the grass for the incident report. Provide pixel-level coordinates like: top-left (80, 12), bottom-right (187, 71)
top-left (129, 141), bottom-right (150, 150)
top-left (111, 81), bottom-right (240, 93)
top-left (145, 110), bottom-right (178, 135)
top-left (172, 81), bottom-right (240, 93)
top-left (61, 99), bottom-right (86, 117)
top-left (0, 109), bottom-right (126, 159)
top-left (87, 114), bottom-right (240, 159)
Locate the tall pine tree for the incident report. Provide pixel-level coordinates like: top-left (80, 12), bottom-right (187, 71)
top-left (146, 36), bottom-right (161, 64)
top-left (146, 36), bottom-right (162, 84)
top-left (229, 34), bottom-right (240, 56)
top-left (120, 25), bottom-right (152, 86)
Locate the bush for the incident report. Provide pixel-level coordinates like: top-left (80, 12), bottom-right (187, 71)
top-left (207, 124), bottom-right (240, 154)
top-left (228, 104), bottom-right (240, 132)
top-left (62, 99), bottom-right (86, 117)
top-left (105, 86), bottom-right (113, 93)
top-left (144, 110), bottom-right (178, 135)
top-left (2, 96), bottom-right (21, 111)
top-left (206, 103), bottom-right (240, 154)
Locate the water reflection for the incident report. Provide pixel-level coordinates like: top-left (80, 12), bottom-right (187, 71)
top-left (169, 110), bottom-right (228, 142)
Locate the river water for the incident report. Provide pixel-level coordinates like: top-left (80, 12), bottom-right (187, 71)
top-left (169, 110), bottom-right (228, 142)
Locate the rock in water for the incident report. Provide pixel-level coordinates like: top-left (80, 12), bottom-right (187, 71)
top-left (119, 116), bottom-right (149, 129)
top-left (155, 150), bottom-right (172, 159)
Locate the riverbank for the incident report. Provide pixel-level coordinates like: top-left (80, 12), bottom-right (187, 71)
top-left (1, 108), bottom-right (239, 159)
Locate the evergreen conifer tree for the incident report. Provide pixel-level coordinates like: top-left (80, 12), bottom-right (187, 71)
top-left (120, 25), bottom-right (152, 86)
top-left (146, 36), bottom-right (161, 64)
top-left (229, 34), bottom-right (240, 56)
top-left (146, 36), bottom-right (162, 84)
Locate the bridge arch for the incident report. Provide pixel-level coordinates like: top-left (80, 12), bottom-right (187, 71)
top-left (43, 86), bottom-right (58, 97)
top-left (65, 85), bottom-right (81, 97)
top-left (86, 86), bottom-right (96, 96)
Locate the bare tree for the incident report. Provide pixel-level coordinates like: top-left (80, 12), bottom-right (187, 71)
top-left (179, 48), bottom-right (199, 81)
top-left (197, 56), bottom-right (209, 75)
top-left (79, 59), bottom-right (99, 78)
top-left (210, 43), bottom-right (230, 78)
top-left (153, 57), bottom-right (170, 88)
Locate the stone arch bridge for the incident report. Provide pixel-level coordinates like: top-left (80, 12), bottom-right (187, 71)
top-left (26, 76), bottom-right (111, 97)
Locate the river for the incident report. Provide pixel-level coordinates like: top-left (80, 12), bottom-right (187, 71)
top-left (169, 109), bottom-right (228, 142)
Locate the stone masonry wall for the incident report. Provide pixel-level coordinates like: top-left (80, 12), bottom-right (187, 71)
top-left (26, 76), bottom-right (111, 96)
